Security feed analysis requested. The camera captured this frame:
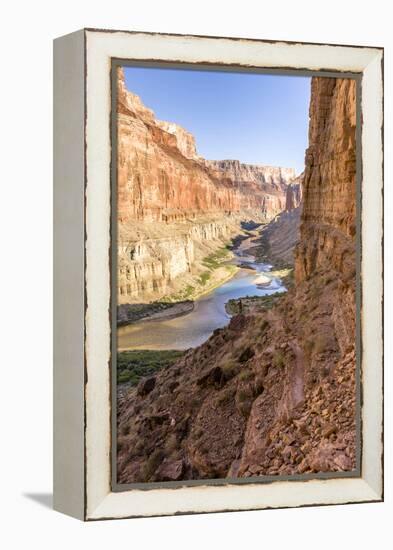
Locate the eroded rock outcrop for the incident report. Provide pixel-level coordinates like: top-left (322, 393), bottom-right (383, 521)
top-left (203, 160), bottom-right (293, 219)
top-left (117, 76), bottom-right (357, 483)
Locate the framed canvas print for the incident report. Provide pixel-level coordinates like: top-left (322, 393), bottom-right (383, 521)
top-left (53, 28), bottom-right (384, 520)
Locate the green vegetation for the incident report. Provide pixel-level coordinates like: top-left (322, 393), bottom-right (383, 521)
top-left (118, 301), bottom-right (181, 324)
top-left (217, 386), bottom-right (236, 405)
top-left (273, 350), bottom-right (285, 368)
top-left (117, 349), bottom-right (184, 385)
top-left (160, 245), bottom-right (237, 303)
top-left (161, 286), bottom-right (196, 302)
top-left (239, 369), bottom-right (254, 382)
top-left (221, 359), bottom-right (239, 381)
top-left (202, 245), bottom-right (232, 269)
top-left (237, 388), bottom-right (252, 403)
top-left (257, 292), bottom-right (285, 309)
top-left (225, 292), bottom-right (285, 315)
top-left (198, 271), bottom-right (211, 285)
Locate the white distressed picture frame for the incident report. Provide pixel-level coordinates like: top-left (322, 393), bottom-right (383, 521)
top-left (53, 28), bottom-right (383, 521)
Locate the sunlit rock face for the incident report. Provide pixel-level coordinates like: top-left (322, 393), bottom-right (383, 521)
top-left (117, 77), bottom-right (358, 484)
top-left (117, 68), bottom-right (296, 302)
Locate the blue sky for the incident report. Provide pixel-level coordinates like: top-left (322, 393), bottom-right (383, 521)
top-left (124, 66), bottom-right (311, 175)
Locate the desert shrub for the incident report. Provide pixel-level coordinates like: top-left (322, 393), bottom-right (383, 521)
top-left (198, 271), bottom-right (211, 285)
top-left (118, 370), bottom-right (136, 384)
top-left (117, 349), bottom-right (184, 385)
top-left (221, 360), bottom-right (239, 380)
top-left (237, 388), bottom-right (251, 403)
top-left (273, 350), bottom-right (285, 368)
top-left (217, 386), bottom-right (236, 405)
top-left (255, 292), bottom-right (284, 310)
top-left (239, 369), bottom-right (254, 382)
top-left (237, 399), bottom-right (253, 418)
top-left (202, 247), bottom-right (231, 269)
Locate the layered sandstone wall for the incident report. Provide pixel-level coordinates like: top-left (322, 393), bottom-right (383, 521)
top-left (204, 159), bottom-right (295, 186)
top-left (118, 218), bottom-right (234, 301)
top-left (203, 159), bottom-right (293, 219)
top-left (117, 76), bottom-right (358, 483)
top-left (117, 69), bottom-right (292, 224)
top-left (295, 78), bottom-right (356, 283)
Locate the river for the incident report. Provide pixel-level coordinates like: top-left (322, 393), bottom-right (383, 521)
top-left (117, 235), bottom-right (286, 351)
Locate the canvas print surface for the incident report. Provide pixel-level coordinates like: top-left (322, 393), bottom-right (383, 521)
top-left (115, 66), bottom-right (358, 485)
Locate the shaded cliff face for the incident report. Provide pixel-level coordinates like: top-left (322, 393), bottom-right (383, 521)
top-left (117, 68), bottom-right (296, 303)
top-left (117, 76), bottom-right (357, 483)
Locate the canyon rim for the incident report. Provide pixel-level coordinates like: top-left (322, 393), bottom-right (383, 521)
top-left (114, 66), bottom-right (358, 485)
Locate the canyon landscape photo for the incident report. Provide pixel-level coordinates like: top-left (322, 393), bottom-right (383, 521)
top-left (115, 66), bottom-right (358, 485)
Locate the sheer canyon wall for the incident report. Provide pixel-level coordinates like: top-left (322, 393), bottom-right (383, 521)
top-left (117, 68), bottom-right (295, 303)
top-left (117, 76), bottom-right (357, 483)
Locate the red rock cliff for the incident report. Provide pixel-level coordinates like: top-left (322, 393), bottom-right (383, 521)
top-left (117, 68), bottom-right (293, 223)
